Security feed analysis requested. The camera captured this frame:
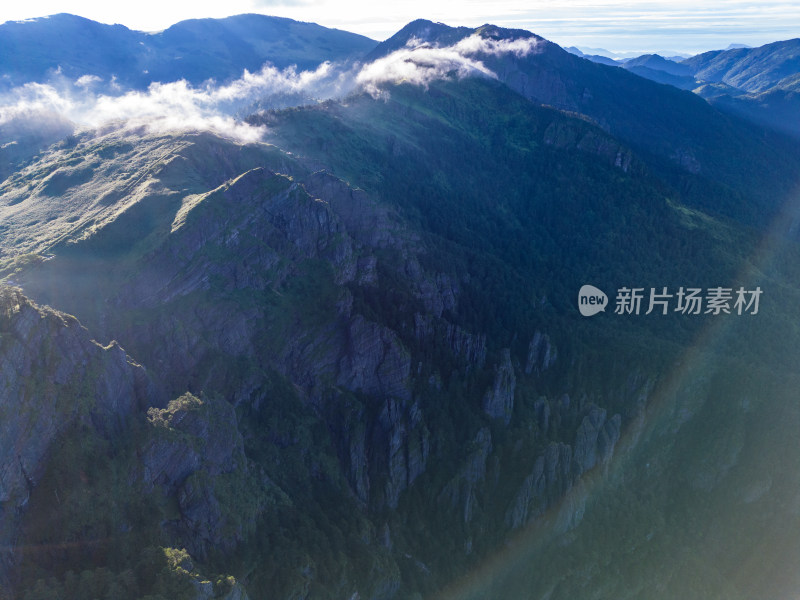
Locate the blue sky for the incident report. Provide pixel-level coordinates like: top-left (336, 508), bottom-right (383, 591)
top-left (1, 1), bottom-right (797, 54)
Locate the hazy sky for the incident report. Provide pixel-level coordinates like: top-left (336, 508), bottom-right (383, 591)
top-left (1, 1), bottom-right (797, 54)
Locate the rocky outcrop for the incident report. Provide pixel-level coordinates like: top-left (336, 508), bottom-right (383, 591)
top-left (533, 396), bottom-right (551, 433)
top-left (134, 167), bottom-right (357, 305)
top-left (10, 135), bottom-right (451, 519)
top-left (572, 406), bottom-right (622, 475)
top-left (505, 455), bottom-right (546, 529)
top-left (405, 259), bottom-right (459, 318)
top-left (505, 405), bottom-right (623, 530)
top-left (338, 315), bottom-right (412, 403)
top-left (440, 428), bottom-right (493, 523)
top-left (302, 171), bottom-right (403, 250)
top-left (142, 393), bottom-right (265, 558)
top-left (414, 313), bottom-right (487, 369)
top-left (378, 398), bottom-right (431, 509)
top-left (542, 121), bottom-right (635, 172)
top-left (482, 349), bottom-right (516, 424)
top-left (333, 391), bottom-right (432, 511)
top-left (143, 393), bottom-right (245, 488)
top-left (1, 126), bottom-right (658, 598)
top-left (503, 441), bottom-right (571, 530)
top-left (0, 286), bottom-right (155, 580)
top-left (345, 406), bottom-right (371, 504)
top-left (525, 331), bottom-right (556, 375)
top-left (0, 287), bottom-right (153, 505)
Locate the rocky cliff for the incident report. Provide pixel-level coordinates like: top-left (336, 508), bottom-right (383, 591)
top-left (0, 124), bottom-right (652, 598)
top-left (0, 286), bottom-right (156, 585)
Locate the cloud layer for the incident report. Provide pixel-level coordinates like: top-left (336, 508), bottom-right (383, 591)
top-left (354, 33), bottom-right (541, 98)
top-left (0, 61), bottom-right (359, 142)
top-left (0, 33), bottom-right (542, 143)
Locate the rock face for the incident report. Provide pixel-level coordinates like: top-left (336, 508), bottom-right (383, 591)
top-left (338, 316), bottom-right (412, 403)
top-left (440, 428), bottom-right (493, 523)
top-left (505, 450), bottom-right (552, 530)
top-left (378, 397), bottom-right (431, 509)
top-left (1, 128), bottom-right (658, 598)
top-left (525, 331), bottom-right (557, 375)
top-left (482, 349), bottom-right (516, 424)
top-left (414, 313), bottom-right (487, 370)
top-left (505, 403), bottom-right (624, 531)
top-left (13, 133), bottom-right (449, 514)
top-left (0, 286), bottom-right (155, 579)
top-left (572, 406), bottom-right (622, 474)
top-left (542, 121), bottom-right (635, 172)
top-left (144, 394), bottom-right (246, 485)
top-left (142, 393), bottom-right (260, 559)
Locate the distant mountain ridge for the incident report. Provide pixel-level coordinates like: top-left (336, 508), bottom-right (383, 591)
top-left (564, 48), bottom-right (618, 66)
top-left (681, 38), bottom-right (800, 92)
top-left (0, 13), bottom-right (377, 89)
top-left (563, 39), bottom-right (800, 96)
top-left (562, 38), bottom-right (800, 138)
top-left (566, 45), bottom-right (690, 61)
top-left (677, 39), bottom-right (800, 137)
top-left (619, 54), bottom-right (696, 89)
top-left (624, 54), bottom-right (692, 78)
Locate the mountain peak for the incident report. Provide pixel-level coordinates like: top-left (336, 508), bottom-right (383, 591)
top-left (3, 12), bottom-right (131, 31)
top-left (366, 20), bottom-right (550, 63)
top-left (396, 18), bottom-right (455, 35)
top-left (368, 18), bottom-right (470, 57)
top-left (682, 37), bottom-right (800, 92)
top-left (0, 13), bottom-right (377, 89)
top-left (474, 23), bottom-right (541, 41)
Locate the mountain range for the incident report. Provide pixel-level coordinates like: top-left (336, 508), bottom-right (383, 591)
top-left (0, 13), bottom-right (375, 90)
top-left (2, 13), bottom-right (797, 138)
top-left (576, 39), bottom-right (800, 138)
top-left (2, 13), bottom-right (800, 600)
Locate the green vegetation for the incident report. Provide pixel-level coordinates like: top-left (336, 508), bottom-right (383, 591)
top-left (6, 65), bottom-right (800, 600)
top-left (262, 78), bottom-right (776, 351)
top-left (15, 396), bottom-right (250, 600)
top-left (19, 545), bottom-right (241, 600)
top-left (0, 253), bottom-right (47, 279)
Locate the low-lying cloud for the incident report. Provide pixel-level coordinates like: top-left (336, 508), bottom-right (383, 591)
top-left (356, 33), bottom-right (542, 98)
top-left (453, 34), bottom-right (543, 57)
top-left (356, 40), bottom-right (497, 98)
top-left (0, 60), bottom-right (358, 143)
top-left (0, 32), bottom-right (542, 144)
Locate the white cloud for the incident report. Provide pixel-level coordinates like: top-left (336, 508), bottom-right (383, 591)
top-left (0, 82), bottom-right (76, 126)
top-left (452, 34), bottom-right (543, 57)
top-left (75, 74), bottom-right (102, 88)
top-left (210, 61), bottom-right (356, 106)
top-left (355, 40), bottom-right (496, 98)
top-left (0, 60), bottom-right (357, 143)
top-left (0, 80), bottom-right (259, 143)
top-left (355, 33), bottom-right (545, 98)
top-left (0, 31), bottom-right (546, 141)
